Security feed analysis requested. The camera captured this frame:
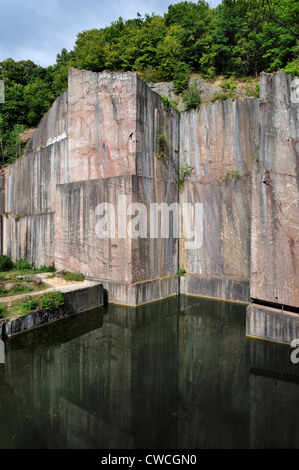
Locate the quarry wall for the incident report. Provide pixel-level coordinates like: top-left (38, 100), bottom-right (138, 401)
top-left (0, 68), bottom-right (298, 342)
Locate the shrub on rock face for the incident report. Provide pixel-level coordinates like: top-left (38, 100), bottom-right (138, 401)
top-left (0, 255), bottom-right (14, 272)
top-left (182, 83), bottom-right (201, 110)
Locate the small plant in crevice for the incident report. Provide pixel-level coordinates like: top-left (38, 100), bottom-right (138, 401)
top-left (176, 165), bottom-right (194, 191)
top-left (156, 127), bottom-right (169, 160)
top-left (220, 169), bottom-right (240, 181)
top-left (176, 266), bottom-right (187, 277)
top-left (161, 95), bottom-right (170, 112)
top-left (254, 145), bottom-right (260, 163)
top-left (14, 214), bottom-right (22, 223)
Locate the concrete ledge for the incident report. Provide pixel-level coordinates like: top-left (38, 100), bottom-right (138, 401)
top-left (94, 276), bottom-right (180, 306)
top-left (246, 303), bottom-right (299, 345)
top-left (1, 283), bottom-right (103, 339)
top-left (180, 274), bottom-right (250, 304)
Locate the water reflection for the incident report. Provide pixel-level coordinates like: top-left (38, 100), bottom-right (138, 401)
top-left (0, 296), bottom-right (299, 449)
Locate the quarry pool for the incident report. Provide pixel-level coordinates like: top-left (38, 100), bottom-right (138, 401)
top-left (0, 295), bottom-right (299, 449)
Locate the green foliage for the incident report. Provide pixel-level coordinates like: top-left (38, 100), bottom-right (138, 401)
top-left (172, 62), bottom-right (191, 94)
top-left (37, 263), bottom-right (56, 273)
top-left (205, 89), bottom-right (236, 103)
top-left (161, 95), bottom-right (170, 112)
top-left (157, 128), bottom-right (169, 159)
top-left (0, 303), bottom-right (8, 318)
top-left (0, 1), bottom-right (298, 168)
top-left (182, 82), bottom-right (201, 110)
top-left (20, 297), bottom-right (38, 313)
top-left (254, 145), bottom-right (260, 163)
top-left (176, 165), bottom-right (194, 190)
top-left (283, 40), bottom-right (299, 75)
top-left (61, 271), bottom-right (84, 282)
top-left (40, 291), bottom-right (65, 311)
top-left (13, 214), bottom-right (22, 222)
top-left (0, 255), bottom-right (14, 272)
top-left (220, 79), bottom-right (236, 91)
top-left (0, 283), bottom-right (33, 297)
top-left (170, 100), bottom-right (179, 110)
top-left (13, 257), bottom-right (32, 270)
top-left (221, 169), bottom-right (240, 180)
top-left (176, 266), bottom-right (186, 276)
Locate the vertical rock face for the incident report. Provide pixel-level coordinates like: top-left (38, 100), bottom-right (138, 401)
top-left (3, 93), bottom-right (67, 266)
top-left (67, 70), bottom-right (137, 181)
top-left (179, 98), bottom-right (259, 303)
top-left (3, 68), bottom-right (180, 305)
top-left (2, 68), bottom-right (298, 312)
top-left (250, 72), bottom-right (299, 308)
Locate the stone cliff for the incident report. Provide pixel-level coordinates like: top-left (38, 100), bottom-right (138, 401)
top-left (0, 68), bottom-right (298, 343)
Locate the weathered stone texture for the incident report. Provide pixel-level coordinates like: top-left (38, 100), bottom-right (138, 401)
top-left (5, 214), bottom-right (55, 267)
top-left (179, 98), bottom-right (258, 303)
top-left (180, 98), bottom-right (259, 182)
top-left (28, 91), bottom-right (68, 153)
top-left (136, 76), bottom-right (180, 182)
top-left (246, 303), bottom-right (299, 345)
top-left (67, 69), bottom-right (137, 182)
top-left (2, 69), bottom-right (298, 311)
top-left (54, 176), bottom-right (179, 291)
top-left (5, 142), bottom-right (63, 216)
top-left (250, 71), bottom-right (299, 308)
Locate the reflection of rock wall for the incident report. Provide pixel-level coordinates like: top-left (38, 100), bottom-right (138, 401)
top-left (248, 337), bottom-right (299, 449)
top-left (2, 298), bottom-right (299, 449)
top-left (3, 299), bottom-right (178, 449)
top-left (177, 296), bottom-right (250, 449)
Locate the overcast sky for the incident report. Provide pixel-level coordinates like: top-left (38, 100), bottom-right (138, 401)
top-left (0, 0), bottom-right (221, 67)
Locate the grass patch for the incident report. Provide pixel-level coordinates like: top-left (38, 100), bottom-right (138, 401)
top-left (1, 290), bottom-right (65, 320)
top-left (0, 303), bottom-right (9, 319)
top-left (61, 271), bottom-right (84, 282)
top-left (204, 89), bottom-right (237, 103)
top-left (0, 283), bottom-right (34, 298)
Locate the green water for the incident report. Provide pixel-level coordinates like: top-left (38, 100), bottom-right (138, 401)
top-left (0, 295), bottom-right (299, 449)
